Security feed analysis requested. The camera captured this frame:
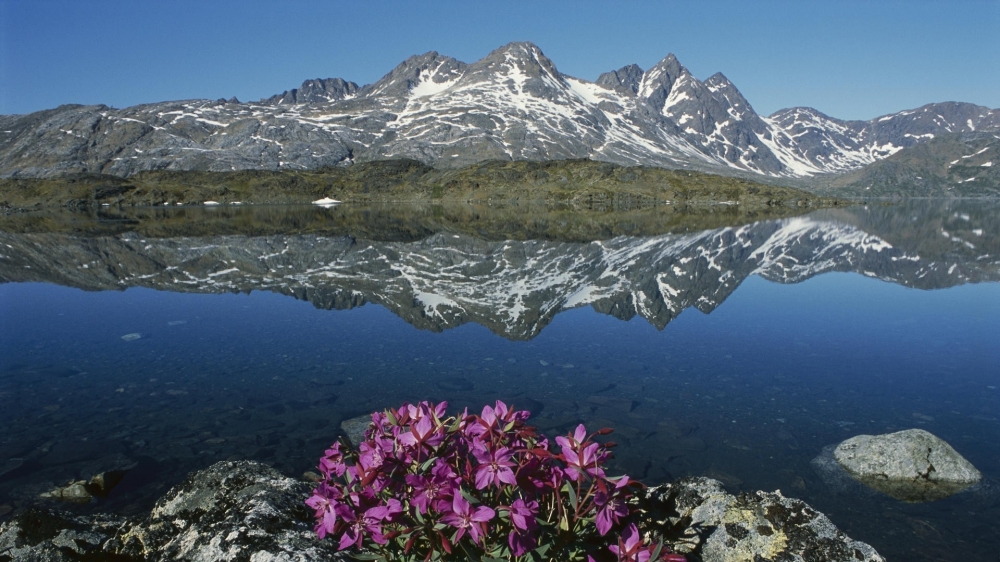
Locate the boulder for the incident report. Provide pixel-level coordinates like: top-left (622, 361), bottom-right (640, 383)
top-left (339, 414), bottom-right (372, 447)
top-left (116, 460), bottom-right (347, 561)
top-left (640, 477), bottom-right (884, 562)
top-left (0, 508), bottom-right (128, 560)
top-left (833, 428), bottom-right (981, 502)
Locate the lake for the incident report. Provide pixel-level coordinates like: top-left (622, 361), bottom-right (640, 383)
top-left (1, 200), bottom-right (998, 561)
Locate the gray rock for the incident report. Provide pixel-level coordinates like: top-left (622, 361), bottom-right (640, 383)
top-left (39, 481), bottom-right (92, 504)
top-left (641, 477), bottom-right (884, 561)
top-left (832, 428), bottom-right (981, 502)
top-left (116, 460), bottom-right (347, 561)
top-left (0, 508), bottom-right (128, 560)
top-left (339, 414), bottom-right (372, 447)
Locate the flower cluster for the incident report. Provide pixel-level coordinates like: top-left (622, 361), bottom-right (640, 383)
top-left (307, 400), bottom-right (685, 561)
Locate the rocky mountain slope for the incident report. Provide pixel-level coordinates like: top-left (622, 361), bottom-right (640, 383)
top-left (818, 132), bottom-right (1000, 196)
top-left (2, 42), bottom-right (997, 182)
top-left (2, 202), bottom-right (995, 340)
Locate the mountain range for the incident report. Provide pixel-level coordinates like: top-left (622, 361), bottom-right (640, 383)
top-left (1, 42), bottom-right (998, 188)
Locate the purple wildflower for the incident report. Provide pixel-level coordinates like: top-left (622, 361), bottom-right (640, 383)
top-left (472, 444), bottom-right (517, 490)
top-left (440, 493), bottom-right (495, 545)
top-left (594, 476), bottom-right (630, 535)
top-left (304, 483), bottom-right (342, 539)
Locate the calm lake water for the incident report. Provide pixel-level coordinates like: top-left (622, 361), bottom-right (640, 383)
top-left (1, 201), bottom-right (998, 561)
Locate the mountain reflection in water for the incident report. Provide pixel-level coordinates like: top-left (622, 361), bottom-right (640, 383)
top-left (3, 201), bottom-right (998, 340)
top-left (1, 200), bottom-right (999, 562)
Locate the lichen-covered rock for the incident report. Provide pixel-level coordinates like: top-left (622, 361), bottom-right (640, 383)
top-left (833, 428), bottom-right (981, 502)
top-left (640, 477), bottom-right (884, 562)
top-left (0, 508), bottom-right (129, 561)
top-left (116, 460), bottom-right (346, 561)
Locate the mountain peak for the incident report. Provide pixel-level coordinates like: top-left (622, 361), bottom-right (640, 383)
top-left (264, 77), bottom-right (359, 105)
top-left (596, 63), bottom-right (644, 94)
top-left (461, 41), bottom-right (563, 90)
top-left (489, 41), bottom-right (545, 57)
top-left (360, 52), bottom-right (466, 99)
top-left (637, 53), bottom-right (691, 107)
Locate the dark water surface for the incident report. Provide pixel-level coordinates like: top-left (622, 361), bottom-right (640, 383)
top-left (1, 201), bottom-right (999, 561)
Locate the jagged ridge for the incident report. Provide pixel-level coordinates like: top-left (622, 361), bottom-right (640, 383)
top-left (1, 42), bottom-right (997, 180)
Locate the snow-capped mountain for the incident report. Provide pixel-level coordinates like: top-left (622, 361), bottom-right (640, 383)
top-left (1, 42), bottom-right (997, 179)
top-left (2, 203), bottom-right (996, 340)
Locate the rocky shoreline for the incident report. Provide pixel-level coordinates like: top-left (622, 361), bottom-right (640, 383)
top-left (0, 460), bottom-right (883, 561)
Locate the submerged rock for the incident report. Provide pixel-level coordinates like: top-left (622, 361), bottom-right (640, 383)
top-left (641, 477), bottom-right (884, 561)
top-left (833, 428), bottom-right (981, 502)
top-left (339, 414), bottom-right (372, 447)
top-left (38, 468), bottom-right (131, 504)
top-left (39, 481), bottom-right (93, 503)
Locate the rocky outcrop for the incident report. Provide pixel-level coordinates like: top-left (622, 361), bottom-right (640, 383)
top-left (0, 461), bottom-right (882, 561)
top-left (0, 508), bottom-right (129, 561)
top-left (641, 477), bottom-right (884, 562)
top-left (832, 429), bottom-right (982, 502)
top-left (115, 461), bottom-right (347, 561)
top-left (0, 461), bottom-right (347, 561)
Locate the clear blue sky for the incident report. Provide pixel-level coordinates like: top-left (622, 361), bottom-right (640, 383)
top-left (1, 0), bottom-right (997, 120)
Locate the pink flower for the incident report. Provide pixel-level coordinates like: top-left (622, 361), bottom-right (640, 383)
top-left (336, 499), bottom-right (401, 551)
top-left (440, 493), bottom-right (495, 545)
top-left (405, 460), bottom-right (457, 514)
top-left (398, 414), bottom-right (444, 450)
top-left (472, 445), bottom-right (517, 490)
top-left (505, 498), bottom-right (539, 556)
top-left (594, 476), bottom-right (630, 535)
top-left (304, 484), bottom-right (342, 539)
top-left (609, 524), bottom-right (648, 562)
top-left (318, 442), bottom-right (346, 478)
top-left (560, 441), bottom-right (605, 482)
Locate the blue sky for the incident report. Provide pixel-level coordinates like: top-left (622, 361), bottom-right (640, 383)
top-left (1, 0), bottom-right (997, 120)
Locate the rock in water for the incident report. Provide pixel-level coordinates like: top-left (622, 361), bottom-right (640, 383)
top-left (120, 332), bottom-right (142, 341)
top-left (39, 481), bottom-right (92, 503)
top-left (340, 414), bottom-right (372, 447)
top-left (833, 428), bottom-right (981, 502)
top-left (641, 477), bottom-right (884, 561)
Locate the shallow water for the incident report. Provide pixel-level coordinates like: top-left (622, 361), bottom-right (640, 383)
top-left (1, 201), bottom-right (999, 561)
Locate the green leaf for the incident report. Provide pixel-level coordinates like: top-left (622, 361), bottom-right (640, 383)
top-left (419, 456), bottom-right (436, 472)
top-left (566, 483), bottom-right (579, 512)
top-left (386, 409), bottom-right (398, 425)
top-left (650, 539), bottom-right (664, 561)
top-left (460, 488), bottom-right (480, 505)
top-left (346, 553), bottom-right (384, 561)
